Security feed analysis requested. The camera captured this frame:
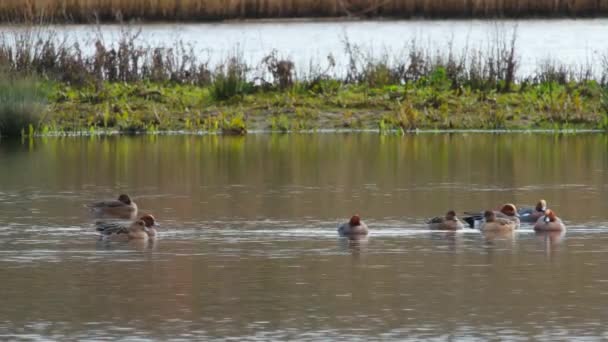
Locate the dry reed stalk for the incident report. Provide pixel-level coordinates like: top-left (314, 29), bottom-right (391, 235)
top-left (0, 0), bottom-right (606, 21)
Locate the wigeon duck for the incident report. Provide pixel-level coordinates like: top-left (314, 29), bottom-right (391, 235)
top-left (464, 203), bottom-right (520, 229)
top-left (97, 219), bottom-right (149, 240)
top-left (518, 199), bottom-right (548, 223)
top-left (427, 210), bottom-right (465, 230)
top-left (89, 194), bottom-right (138, 219)
top-left (96, 214), bottom-right (159, 239)
top-left (479, 210), bottom-right (518, 232)
top-left (534, 209), bottom-right (566, 232)
top-left (496, 203), bottom-right (520, 228)
top-left (338, 215), bottom-right (369, 236)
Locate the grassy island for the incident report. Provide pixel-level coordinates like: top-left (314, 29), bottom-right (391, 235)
top-left (1, 27), bottom-right (607, 137)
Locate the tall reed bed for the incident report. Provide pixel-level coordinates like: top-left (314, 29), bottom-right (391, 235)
top-left (0, 0), bottom-right (606, 22)
top-left (0, 24), bottom-right (607, 93)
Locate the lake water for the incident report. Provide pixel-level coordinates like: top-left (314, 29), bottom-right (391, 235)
top-left (1, 133), bottom-right (608, 340)
top-left (4, 19), bottom-right (608, 75)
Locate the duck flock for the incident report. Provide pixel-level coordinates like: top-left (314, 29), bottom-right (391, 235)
top-left (339, 199), bottom-right (565, 238)
top-left (90, 195), bottom-right (564, 240)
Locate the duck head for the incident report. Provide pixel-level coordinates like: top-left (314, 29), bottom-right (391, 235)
top-left (484, 210), bottom-right (496, 222)
top-left (544, 209), bottom-right (557, 223)
top-left (140, 214), bottom-right (159, 228)
top-left (446, 210), bottom-right (457, 220)
top-left (118, 194), bottom-right (132, 205)
top-left (536, 199), bottom-right (547, 212)
top-left (349, 215), bottom-right (361, 226)
top-left (500, 204), bottom-right (518, 217)
top-left (134, 220), bottom-right (148, 233)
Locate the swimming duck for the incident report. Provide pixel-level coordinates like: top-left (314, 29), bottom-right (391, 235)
top-left (518, 199), bottom-right (548, 223)
top-left (534, 209), bottom-right (566, 232)
top-left (97, 219), bottom-right (149, 240)
top-left (496, 203), bottom-right (520, 229)
top-left (427, 210), bottom-right (465, 230)
top-left (479, 210), bottom-right (518, 232)
top-left (96, 214), bottom-right (159, 239)
top-left (463, 203), bottom-right (520, 229)
top-left (338, 215), bottom-right (369, 236)
top-left (89, 194), bottom-right (138, 219)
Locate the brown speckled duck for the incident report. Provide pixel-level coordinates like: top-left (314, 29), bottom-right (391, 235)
top-left (427, 210), bottom-right (465, 230)
top-left (480, 210), bottom-right (518, 232)
top-left (464, 203), bottom-right (520, 229)
top-left (97, 214), bottom-right (159, 239)
top-left (89, 194), bottom-right (138, 219)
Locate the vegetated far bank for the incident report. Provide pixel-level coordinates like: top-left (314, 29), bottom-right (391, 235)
top-left (1, 0), bottom-right (608, 22)
top-left (0, 27), bottom-right (608, 137)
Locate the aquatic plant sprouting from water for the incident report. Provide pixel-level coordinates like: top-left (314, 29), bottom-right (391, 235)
top-left (0, 72), bottom-right (47, 138)
top-left (221, 112), bottom-right (247, 135)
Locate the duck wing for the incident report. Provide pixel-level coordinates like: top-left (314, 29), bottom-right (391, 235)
top-left (426, 216), bottom-right (444, 224)
top-left (494, 217), bottom-right (515, 227)
top-left (89, 200), bottom-right (126, 208)
top-left (96, 221), bottom-right (129, 235)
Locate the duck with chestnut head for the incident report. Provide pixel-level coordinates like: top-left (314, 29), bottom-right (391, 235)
top-left (480, 210), bottom-right (518, 232)
top-left (89, 194), bottom-right (138, 219)
top-left (338, 214), bottom-right (369, 236)
top-left (427, 210), bottom-right (465, 230)
top-left (534, 209), bottom-right (566, 232)
top-left (518, 199), bottom-right (549, 223)
top-left (97, 214), bottom-right (159, 239)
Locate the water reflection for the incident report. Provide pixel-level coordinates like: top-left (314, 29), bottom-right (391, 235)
top-left (482, 230), bottom-right (517, 243)
top-left (338, 236), bottom-right (369, 255)
top-left (429, 231), bottom-right (465, 252)
top-left (535, 230), bottom-right (566, 258)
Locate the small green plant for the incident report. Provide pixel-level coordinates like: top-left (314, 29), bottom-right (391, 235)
top-left (210, 57), bottom-right (252, 101)
top-left (600, 88), bottom-right (608, 131)
top-left (270, 114), bottom-right (290, 133)
top-left (221, 112), bottom-right (247, 135)
top-left (202, 115), bottom-right (221, 132)
top-left (0, 72), bottom-right (48, 138)
top-left (399, 101), bottom-right (421, 130)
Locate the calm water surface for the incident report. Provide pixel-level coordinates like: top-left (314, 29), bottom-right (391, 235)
top-left (1, 133), bottom-right (608, 340)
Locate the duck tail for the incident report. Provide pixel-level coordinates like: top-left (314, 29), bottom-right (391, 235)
top-left (462, 215), bottom-right (481, 228)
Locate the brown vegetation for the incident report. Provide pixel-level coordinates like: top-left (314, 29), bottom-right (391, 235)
top-left (1, 0), bottom-right (607, 22)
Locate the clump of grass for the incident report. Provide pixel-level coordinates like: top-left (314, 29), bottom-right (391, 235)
top-left (378, 101), bottom-right (421, 134)
top-left (0, 72), bottom-right (47, 138)
top-left (270, 114), bottom-right (290, 133)
top-left (600, 88), bottom-right (608, 131)
top-left (210, 57), bottom-right (252, 101)
top-left (221, 112), bottom-right (247, 135)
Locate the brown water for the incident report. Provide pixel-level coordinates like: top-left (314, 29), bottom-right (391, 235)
top-left (1, 133), bottom-right (608, 340)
